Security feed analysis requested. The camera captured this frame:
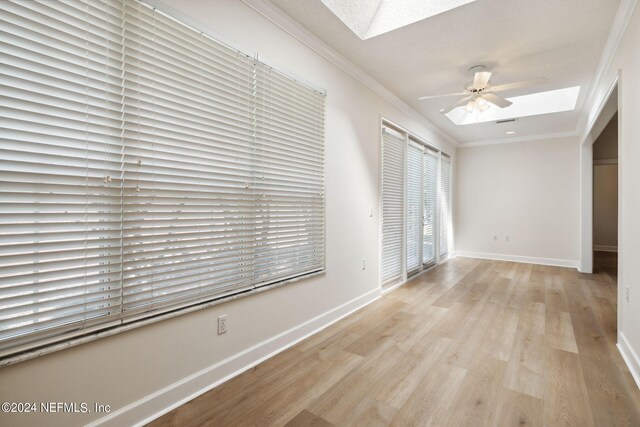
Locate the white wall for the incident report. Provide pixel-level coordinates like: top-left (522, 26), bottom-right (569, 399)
top-left (593, 164), bottom-right (618, 250)
top-left (0, 1), bottom-right (456, 426)
top-left (584, 0), bottom-right (640, 386)
top-left (455, 137), bottom-right (580, 267)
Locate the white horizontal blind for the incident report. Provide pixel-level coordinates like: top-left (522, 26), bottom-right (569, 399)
top-left (0, 0), bottom-right (124, 355)
top-left (120, 1), bottom-right (259, 319)
top-left (381, 128), bottom-right (405, 285)
top-left (439, 155), bottom-right (451, 258)
top-left (423, 150), bottom-right (438, 265)
top-left (253, 65), bottom-right (325, 286)
top-left (406, 143), bottom-right (422, 274)
top-left (0, 0), bottom-right (325, 357)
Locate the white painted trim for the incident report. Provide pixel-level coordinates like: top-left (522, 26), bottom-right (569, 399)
top-left (579, 66), bottom-right (619, 274)
top-left (458, 131), bottom-right (579, 148)
top-left (88, 288), bottom-right (381, 427)
top-left (382, 116), bottom-right (452, 157)
top-left (239, 0), bottom-right (459, 149)
top-left (241, 0), bottom-right (635, 150)
top-left (616, 73), bottom-right (624, 363)
top-left (618, 332), bottom-right (640, 391)
top-left (582, 73), bottom-right (620, 145)
top-left (456, 251), bottom-right (579, 269)
top-left (594, 159), bottom-right (618, 165)
top-left (240, 0), bottom-right (638, 150)
top-left (579, 141), bottom-right (595, 274)
top-left (457, 0), bottom-right (636, 149)
top-left (578, 0), bottom-right (638, 140)
top-left (593, 245), bottom-right (618, 253)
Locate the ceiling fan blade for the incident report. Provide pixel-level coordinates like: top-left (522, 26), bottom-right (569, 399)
top-left (441, 95), bottom-right (474, 114)
top-left (472, 71), bottom-right (492, 89)
top-left (483, 93), bottom-right (513, 108)
top-left (418, 91), bottom-right (469, 100)
top-left (490, 77), bottom-right (549, 93)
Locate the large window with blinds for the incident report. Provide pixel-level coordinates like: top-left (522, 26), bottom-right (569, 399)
top-left (380, 122), bottom-right (452, 287)
top-left (0, 0), bottom-right (325, 360)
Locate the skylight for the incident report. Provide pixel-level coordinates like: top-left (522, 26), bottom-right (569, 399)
top-left (321, 0), bottom-right (478, 40)
top-left (444, 86), bottom-right (581, 126)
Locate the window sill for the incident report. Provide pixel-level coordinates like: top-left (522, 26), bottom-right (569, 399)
top-left (0, 269), bottom-right (325, 369)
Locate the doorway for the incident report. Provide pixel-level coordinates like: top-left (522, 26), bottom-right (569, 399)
top-left (593, 112), bottom-right (618, 280)
top-left (581, 79), bottom-right (620, 342)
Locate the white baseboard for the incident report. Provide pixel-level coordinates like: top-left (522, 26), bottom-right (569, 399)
top-left (455, 251), bottom-right (580, 269)
top-left (578, 264), bottom-right (593, 274)
top-left (88, 288), bottom-right (381, 427)
top-left (618, 332), bottom-right (640, 391)
top-left (594, 245), bottom-right (618, 253)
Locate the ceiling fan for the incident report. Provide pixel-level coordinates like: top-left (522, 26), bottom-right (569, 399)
top-left (419, 65), bottom-right (549, 114)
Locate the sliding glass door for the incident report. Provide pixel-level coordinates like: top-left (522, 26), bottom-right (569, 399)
top-left (380, 122), bottom-right (452, 287)
top-left (406, 143), bottom-right (423, 274)
top-left (423, 150), bottom-right (438, 266)
top-left (439, 156), bottom-right (452, 259)
top-left (381, 128), bottom-right (406, 285)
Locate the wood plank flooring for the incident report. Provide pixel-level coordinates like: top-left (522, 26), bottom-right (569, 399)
top-left (150, 255), bottom-right (640, 426)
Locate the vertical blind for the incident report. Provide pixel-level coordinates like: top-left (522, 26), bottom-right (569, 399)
top-left (422, 150), bottom-right (438, 265)
top-left (439, 155), bottom-right (451, 258)
top-left (0, 0), bottom-right (325, 358)
top-left (380, 127), bottom-right (405, 285)
top-left (406, 143), bottom-right (422, 273)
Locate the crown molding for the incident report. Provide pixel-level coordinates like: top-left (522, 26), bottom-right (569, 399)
top-left (577, 0), bottom-right (638, 141)
top-left (240, 0), bottom-right (636, 150)
top-left (240, 0), bottom-right (459, 148)
top-left (462, 0), bottom-right (636, 149)
top-left (458, 130), bottom-right (579, 148)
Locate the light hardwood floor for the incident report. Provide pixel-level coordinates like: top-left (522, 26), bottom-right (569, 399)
top-left (150, 256), bottom-right (640, 426)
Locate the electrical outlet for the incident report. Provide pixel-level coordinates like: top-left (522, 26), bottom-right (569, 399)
top-left (362, 259), bottom-right (366, 270)
top-left (218, 315), bottom-right (227, 335)
top-left (505, 236), bottom-right (510, 242)
top-left (625, 286), bottom-right (630, 303)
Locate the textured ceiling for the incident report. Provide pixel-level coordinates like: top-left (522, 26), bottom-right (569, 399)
top-left (268, 0), bottom-right (621, 144)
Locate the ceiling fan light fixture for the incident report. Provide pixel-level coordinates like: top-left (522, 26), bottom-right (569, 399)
top-left (478, 97), bottom-right (490, 112)
top-left (446, 86), bottom-right (581, 125)
top-left (462, 96), bottom-right (491, 113)
top-left (464, 100), bottom-right (475, 113)
top-left (419, 67), bottom-right (550, 118)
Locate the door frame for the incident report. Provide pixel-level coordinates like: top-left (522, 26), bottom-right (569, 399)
top-left (579, 71), bottom-right (621, 341)
top-left (378, 116), bottom-right (453, 291)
